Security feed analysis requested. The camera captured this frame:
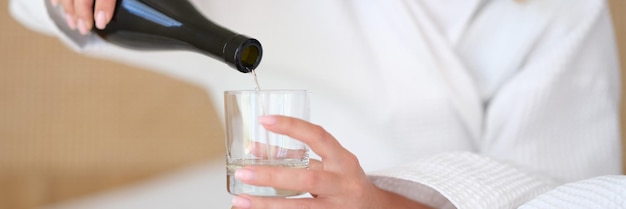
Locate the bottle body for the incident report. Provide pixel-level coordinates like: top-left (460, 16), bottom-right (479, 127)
top-left (93, 0), bottom-right (262, 73)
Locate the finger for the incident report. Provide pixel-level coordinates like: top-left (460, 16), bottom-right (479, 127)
top-left (233, 195), bottom-right (321, 209)
top-left (236, 166), bottom-right (343, 196)
top-left (308, 159), bottom-right (323, 198)
top-left (258, 115), bottom-right (347, 162)
top-left (74, 0), bottom-right (95, 34)
top-left (61, 0), bottom-right (77, 29)
top-left (61, 0), bottom-right (75, 14)
top-left (94, 0), bottom-right (116, 29)
top-left (51, 0), bottom-right (60, 6)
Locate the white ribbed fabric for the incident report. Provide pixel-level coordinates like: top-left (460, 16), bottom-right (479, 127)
top-left (369, 152), bottom-right (557, 209)
top-left (475, 0), bottom-right (623, 183)
top-left (519, 175), bottom-right (626, 209)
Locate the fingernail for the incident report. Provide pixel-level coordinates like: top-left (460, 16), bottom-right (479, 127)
top-left (77, 19), bottom-right (88, 35)
top-left (258, 116), bottom-right (277, 125)
top-left (65, 14), bottom-right (76, 30)
top-left (232, 196), bottom-right (251, 209)
top-left (235, 168), bottom-right (255, 181)
top-left (51, 0), bottom-right (59, 6)
top-left (95, 11), bottom-right (107, 30)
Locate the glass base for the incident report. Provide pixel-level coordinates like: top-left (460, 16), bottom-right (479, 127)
top-left (227, 174), bottom-right (305, 197)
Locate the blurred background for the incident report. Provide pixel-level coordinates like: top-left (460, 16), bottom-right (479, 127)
top-left (1, 1), bottom-right (225, 208)
top-left (1, 1), bottom-right (625, 209)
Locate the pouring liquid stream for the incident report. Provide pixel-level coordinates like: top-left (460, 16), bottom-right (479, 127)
top-left (251, 70), bottom-right (273, 164)
top-left (252, 70), bottom-right (262, 91)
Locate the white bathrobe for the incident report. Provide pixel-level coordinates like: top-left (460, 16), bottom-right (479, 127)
top-left (10, 0), bottom-right (624, 208)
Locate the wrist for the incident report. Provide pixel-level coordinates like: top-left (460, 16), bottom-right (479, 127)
top-left (376, 186), bottom-right (433, 209)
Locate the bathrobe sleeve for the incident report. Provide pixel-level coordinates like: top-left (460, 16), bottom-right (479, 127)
top-left (10, 0), bottom-right (104, 52)
top-left (519, 175), bottom-right (626, 209)
top-left (369, 152), bottom-right (626, 209)
top-left (368, 152), bottom-right (557, 209)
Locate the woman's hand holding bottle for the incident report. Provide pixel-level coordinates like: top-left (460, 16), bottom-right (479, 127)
top-left (51, 0), bottom-right (116, 34)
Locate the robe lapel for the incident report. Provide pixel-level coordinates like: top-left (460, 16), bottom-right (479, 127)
top-left (402, 0), bottom-right (484, 141)
top-left (346, 0), bottom-right (483, 144)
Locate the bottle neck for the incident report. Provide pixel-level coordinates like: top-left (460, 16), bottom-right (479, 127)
top-left (222, 35), bottom-right (262, 73)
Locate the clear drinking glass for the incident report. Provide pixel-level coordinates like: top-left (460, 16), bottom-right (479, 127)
top-left (224, 90), bottom-right (310, 197)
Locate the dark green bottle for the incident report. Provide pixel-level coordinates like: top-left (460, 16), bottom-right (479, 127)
top-left (93, 0), bottom-right (262, 73)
